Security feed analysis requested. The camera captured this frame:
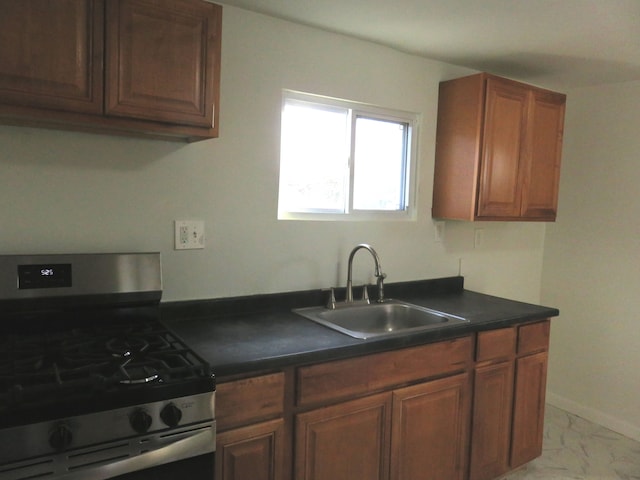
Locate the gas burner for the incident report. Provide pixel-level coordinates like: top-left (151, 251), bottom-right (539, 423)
top-left (107, 336), bottom-right (150, 359)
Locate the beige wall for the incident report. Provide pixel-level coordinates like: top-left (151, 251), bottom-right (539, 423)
top-left (542, 80), bottom-right (640, 440)
top-left (0, 6), bottom-right (546, 305)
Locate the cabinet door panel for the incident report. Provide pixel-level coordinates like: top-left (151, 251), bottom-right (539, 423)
top-left (390, 373), bottom-right (470, 480)
top-left (295, 393), bottom-right (392, 480)
top-left (106, 0), bottom-right (221, 128)
top-left (216, 419), bottom-right (285, 480)
top-left (470, 362), bottom-right (514, 480)
top-left (511, 352), bottom-right (548, 468)
top-left (521, 91), bottom-right (566, 219)
top-left (0, 0), bottom-right (103, 114)
top-left (477, 79), bottom-right (528, 218)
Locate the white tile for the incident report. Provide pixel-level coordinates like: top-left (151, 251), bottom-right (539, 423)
top-left (497, 405), bottom-right (640, 480)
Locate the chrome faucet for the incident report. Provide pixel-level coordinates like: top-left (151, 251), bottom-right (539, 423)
top-left (346, 244), bottom-right (386, 303)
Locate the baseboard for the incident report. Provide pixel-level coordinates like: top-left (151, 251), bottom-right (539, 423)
top-left (546, 391), bottom-right (640, 442)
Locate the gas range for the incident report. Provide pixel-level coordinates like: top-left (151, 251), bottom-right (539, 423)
top-left (0, 253), bottom-right (216, 480)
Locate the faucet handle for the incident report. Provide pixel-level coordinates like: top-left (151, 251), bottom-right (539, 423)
top-left (326, 288), bottom-right (337, 310)
top-left (362, 285), bottom-right (370, 303)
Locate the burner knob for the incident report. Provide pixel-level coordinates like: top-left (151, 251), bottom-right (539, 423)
top-left (160, 403), bottom-right (183, 428)
top-left (130, 409), bottom-right (153, 434)
top-left (49, 424), bottom-right (73, 451)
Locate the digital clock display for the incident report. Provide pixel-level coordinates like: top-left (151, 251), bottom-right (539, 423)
top-left (18, 264), bottom-right (72, 289)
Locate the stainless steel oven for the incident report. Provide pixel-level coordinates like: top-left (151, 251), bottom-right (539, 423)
top-left (0, 253), bottom-right (216, 480)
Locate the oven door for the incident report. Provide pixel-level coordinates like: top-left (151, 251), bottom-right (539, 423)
top-left (70, 427), bottom-right (216, 480)
top-left (111, 453), bottom-right (214, 480)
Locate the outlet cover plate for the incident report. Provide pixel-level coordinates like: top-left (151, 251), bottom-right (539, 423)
top-left (175, 220), bottom-right (205, 250)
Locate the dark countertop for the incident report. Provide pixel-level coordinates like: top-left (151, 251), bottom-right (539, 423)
top-left (162, 277), bottom-right (559, 378)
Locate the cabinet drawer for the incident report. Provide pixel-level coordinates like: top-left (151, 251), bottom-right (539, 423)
top-left (476, 328), bottom-right (516, 362)
top-left (217, 372), bottom-right (285, 431)
top-left (517, 320), bottom-right (550, 355)
top-left (297, 336), bottom-right (473, 407)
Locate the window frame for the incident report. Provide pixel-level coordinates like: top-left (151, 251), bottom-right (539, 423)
top-left (277, 90), bottom-right (420, 221)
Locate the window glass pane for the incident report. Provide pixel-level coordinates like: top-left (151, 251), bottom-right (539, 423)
top-left (353, 116), bottom-right (408, 211)
top-left (279, 101), bottom-right (349, 212)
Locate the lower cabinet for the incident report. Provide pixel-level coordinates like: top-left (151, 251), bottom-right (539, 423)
top-left (295, 392), bottom-right (392, 480)
top-left (215, 320), bottom-right (551, 480)
top-left (295, 373), bottom-right (470, 480)
top-left (390, 373), bottom-right (470, 480)
top-left (470, 320), bottom-right (550, 480)
top-left (511, 351), bottom-right (548, 467)
top-left (216, 373), bottom-right (287, 480)
top-left (216, 419), bottom-right (285, 480)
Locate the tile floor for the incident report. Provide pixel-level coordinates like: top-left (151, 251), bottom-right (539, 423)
top-left (497, 405), bottom-right (640, 480)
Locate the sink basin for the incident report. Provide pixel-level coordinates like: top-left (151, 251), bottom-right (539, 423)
top-left (293, 299), bottom-right (469, 339)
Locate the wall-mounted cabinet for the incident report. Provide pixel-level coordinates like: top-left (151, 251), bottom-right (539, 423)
top-left (432, 73), bottom-right (565, 221)
top-left (0, 0), bottom-right (221, 142)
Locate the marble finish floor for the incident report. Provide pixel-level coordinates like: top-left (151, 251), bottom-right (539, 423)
top-left (497, 405), bottom-right (640, 479)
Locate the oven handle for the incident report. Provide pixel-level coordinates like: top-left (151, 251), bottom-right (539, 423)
top-left (59, 428), bottom-right (215, 480)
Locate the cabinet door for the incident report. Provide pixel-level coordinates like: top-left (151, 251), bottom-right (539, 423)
top-left (0, 0), bottom-right (104, 114)
top-left (520, 91), bottom-right (566, 219)
top-left (469, 362), bottom-right (514, 480)
top-left (477, 78), bottom-right (529, 218)
top-left (216, 418), bottom-right (285, 480)
top-left (390, 373), bottom-right (470, 480)
top-left (511, 351), bottom-right (548, 468)
top-left (295, 392), bottom-right (392, 480)
top-left (105, 0), bottom-right (221, 128)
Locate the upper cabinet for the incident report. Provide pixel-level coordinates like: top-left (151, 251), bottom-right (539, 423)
top-left (432, 73), bottom-right (566, 221)
top-left (0, 0), bottom-right (221, 142)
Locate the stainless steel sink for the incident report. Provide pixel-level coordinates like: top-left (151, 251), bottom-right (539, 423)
top-left (293, 299), bottom-right (469, 339)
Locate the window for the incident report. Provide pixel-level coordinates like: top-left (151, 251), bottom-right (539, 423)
top-left (278, 91), bottom-right (419, 220)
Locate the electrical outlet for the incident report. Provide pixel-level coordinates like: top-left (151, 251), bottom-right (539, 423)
top-left (174, 220), bottom-right (205, 250)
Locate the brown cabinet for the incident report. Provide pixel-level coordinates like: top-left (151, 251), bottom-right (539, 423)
top-left (432, 73), bottom-right (565, 221)
top-left (0, 0), bottom-right (221, 142)
top-left (216, 322), bottom-right (551, 480)
top-left (296, 393), bottom-right (392, 480)
top-left (295, 337), bottom-right (473, 480)
top-left (390, 373), bottom-right (470, 480)
top-left (216, 373), bottom-right (287, 480)
top-left (469, 320), bottom-right (550, 480)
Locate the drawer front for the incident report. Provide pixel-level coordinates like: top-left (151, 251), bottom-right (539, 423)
top-left (217, 372), bottom-right (285, 431)
top-left (476, 327), bottom-right (516, 363)
top-left (297, 336), bottom-right (473, 407)
top-left (517, 320), bottom-right (550, 355)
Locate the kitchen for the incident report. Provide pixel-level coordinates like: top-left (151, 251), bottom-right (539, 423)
top-left (0, 1), bottom-right (639, 479)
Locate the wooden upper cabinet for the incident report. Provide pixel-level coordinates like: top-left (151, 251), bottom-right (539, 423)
top-left (521, 90), bottom-right (565, 218)
top-left (432, 73), bottom-right (566, 221)
top-left (0, 0), bottom-right (221, 141)
top-left (0, 0), bottom-right (104, 114)
top-left (105, 0), bottom-right (221, 129)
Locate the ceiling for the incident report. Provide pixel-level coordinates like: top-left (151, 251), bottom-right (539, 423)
top-left (218, 0), bottom-right (640, 89)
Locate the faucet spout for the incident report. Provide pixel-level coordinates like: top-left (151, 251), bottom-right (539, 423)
top-left (346, 244), bottom-right (386, 303)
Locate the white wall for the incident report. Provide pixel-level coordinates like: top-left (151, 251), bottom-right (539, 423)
top-left (542, 80), bottom-right (640, 441)
top-left (0, 6), bottom-right (547, 304)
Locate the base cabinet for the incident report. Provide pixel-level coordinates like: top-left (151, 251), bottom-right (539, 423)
top-left (469, 362), bottom-right (514, 480)
top-left (295, 393), bottom-right (392, 480)
top-left (469, 320), bottom-right (550, 480)
top-left (390, 373), bottom-right (470, 480)
top-left (217, 321), bottom-right (551, 480)
top-left (216, 373), bottom-right (287, 480)
top-left (216, 419), bottom-right (285, 480)
top-left (511, 351), bottom-right (549, 467)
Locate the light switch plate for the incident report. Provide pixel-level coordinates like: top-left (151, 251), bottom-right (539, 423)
top-left (174, 220), bottom-right (205, 250)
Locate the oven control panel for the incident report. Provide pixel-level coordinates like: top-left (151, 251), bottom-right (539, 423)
top-left (0, 391), bottom-right (215, 476)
